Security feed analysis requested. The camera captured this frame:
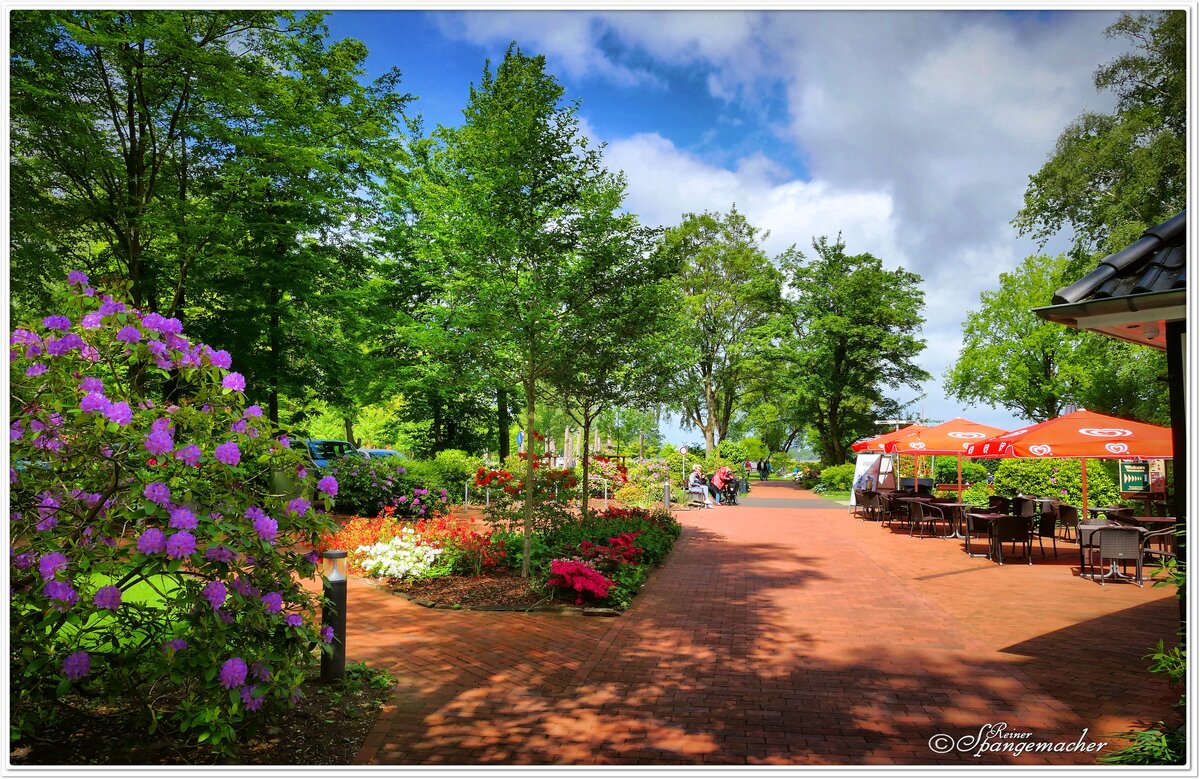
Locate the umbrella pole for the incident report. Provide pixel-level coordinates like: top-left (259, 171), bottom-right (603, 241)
top-left (957, 455), bottom-right (963, 501)
top-left (1080, 458), bottom-right (1089, 517)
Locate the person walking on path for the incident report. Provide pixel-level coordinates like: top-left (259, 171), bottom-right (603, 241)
top-left (758, 458), bottom-right (770, 481)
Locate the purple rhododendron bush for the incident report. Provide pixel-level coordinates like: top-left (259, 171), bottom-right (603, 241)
top-left (9, 273), bottom-right (339, 752)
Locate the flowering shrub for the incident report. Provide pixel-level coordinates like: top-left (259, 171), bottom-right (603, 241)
top-left (9, 274), bottom-right (336, 751)
top-left (577, 531), bottom-right (643, 572)
top-left (588, 455), bottom-right (629, 492)
top-left (356, 526), bottom-right (447, 579)
top-left (546, 559), bottom-right (615, 604)
top-left (993, 458), bottom-right (1120, 508)
top-left (325, 455), bottom-right (450, 519)
top-left (414, 516), bottom-right (508, 577)
top-left (476, 457), bottom-right (579, 535)
top-left (316, 511), bottom-right (406, 575)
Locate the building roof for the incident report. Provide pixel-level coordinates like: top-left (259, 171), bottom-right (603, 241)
top-left (1032, 210), bottom-right (1187, 350)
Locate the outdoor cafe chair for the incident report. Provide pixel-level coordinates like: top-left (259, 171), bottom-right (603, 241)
top-left (1094, 526), bottom-right (1144, 587)
top-left (989, 515), bottom-right (1032, 565)
top-left (962, 512), bottom-right (995, 558)
top-left (1142, 528), bottom-right (1176, 567)
top-left (987, 495), bottom-right (1010, 514)
top-left (1012, 496), bottom-right (1037, 520)
top-left (852, 489), bottom-right (866, 518)
top-left (1057, 504), bottom-right (1080, 541)
top-left (909, 501), bottom-right (947, 539)
top-left (860, 491), bottom-right (883, 522)
top-left (1031, 511), bottom-right (1058, 559)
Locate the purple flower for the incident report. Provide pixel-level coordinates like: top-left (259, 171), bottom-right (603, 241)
top-left (103, 401), bottom-right (132, 426)
top-left (253, 515), bottom-right (278, 543)
top-left (219, 657), bottom-right (248, 689)
top-left (286, 498), bottom-right (311, 517)
top-left (305, 550), bottom-right (321, 565)
top-left (44, 580), bottom-right (78, 610)
top-left (80, 392), bottom-right (111, 414)
top-left (62, 650), bottom-right (90, 680)
top-left (10, 420), bottom-right (24, 441)
top-left (143, 428), bottom-right (174, 455)
top-left (230, 419), bottom-right (248, 434)
top-left (136, 527), bottom-right (166, 555)
top-left (42, 315), bottom-right (71, 331)
top-left (175, 444), bottom-right (202, 467)
top-left (240, 685), bottom-right (265, 711)
top-left (244, 405), bottom-right (263, 418)
top-left (115, 325), bottom-right (142, 344)
top-left (79, 376), bottom-right (104, 393)
top-left (222, 371), bottom-right (246, 392)
top-left (143, 482), bottom-right (171, 505)
top-left (214, 441), bottom-right (241, 466)
top-left (317, 476), bottom-right (339, 498)
top-left (12, 551), bottom-right (34, 570)
top-left (67, 270), bottom-right (89, 286)
top-left (261, 592), bottom-right (283, 613)
top-left (285, 613), bottom-right (303, 627)
top-left (206, 348), bottom-right (232, 369)
top-left (168, 505), bottom-right (198, 530)
top-left (250, 660), bottom-right (272, 682)
top-left (141, 312), bottom-right (166, 332)
top-left (244, 506), bottom-right (266, 522)
top-left (25, 364), bottom-right (48, 377)
top-left (278, 435), bottom-right (290, 448)
top-left (231, 576), bottom-right (258, 597)
top-left (147, 340), bottom-right (165, 355)
top-left (205, 545), bottom-right (235, 563)
top-left (92, 585), bottom-right (122, 610)
top-left (81, 312), bottom-right (104, 329)
top-left (162, 638), bottom-right (188, 657)
top-left (202, 580), bottom-right (227, 611)
top-left (165, 531), bottom-right (196, 559)
top-left (38, 551), bottom-right (68, 579)
top-left (321, 626), bottom-right (335, 644)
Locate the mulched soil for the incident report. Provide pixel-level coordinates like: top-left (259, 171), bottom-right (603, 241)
top-left (383, 570), bottom-right (569, 610)
top-left (10, 670), bottom-right (393, 766)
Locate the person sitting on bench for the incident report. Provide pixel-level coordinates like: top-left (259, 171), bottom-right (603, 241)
top-left (687, 464), bottom-right (715, 508)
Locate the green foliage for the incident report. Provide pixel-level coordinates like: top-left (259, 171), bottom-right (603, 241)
top-left (944, 253), bottom-right (1168, 423)
top-left (793, 462), bottom-right (823, 489)
top-left (10, 278), bottom-right (335, 752)
top-left (1013, 11), bottom-right (1186, 259)
top-left (324, 456), bottom-right (450, 520)
top-left (816, 464), bottom-right (857, 492)
top-left (932, 459), bottom-right (989, 485)
top-left (769, 452), bottom-right (797, 474)
top-left (774, 235), bottom-right (930, 465)
top-left (431, 449), bottom-right (484, 492)
top-left (663, 206), bottom-right (784, 455)
top-left (992, 459), bottom-right (1120, 507)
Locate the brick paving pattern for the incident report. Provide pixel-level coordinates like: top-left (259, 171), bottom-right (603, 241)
top-left (342, 482), bottom-right (1178, 765)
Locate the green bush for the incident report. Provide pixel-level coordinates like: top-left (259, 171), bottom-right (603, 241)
top-left (817, 463), bottom-right (857, 491)
top-left (793, 462), bottom-right (822, 488)
top-left (932, 458), bottom-right (988, 485)
top-left (992, 458), bottom-right (1120, 507)
top-left (431, 449), bottom-right (483, 491)
top-left (716, 438), bottom-right (747, 465)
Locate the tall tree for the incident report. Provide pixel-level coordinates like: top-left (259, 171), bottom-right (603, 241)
top-left (1012, 10), bottom-right (1186, 261)
top-left (945, 253), bottom-right (1168, 423)
top-left (776, 236), bottom-right (929, 465)
top-left (9, 11), bottom-right (411, 420)
top-left (409, 44), bottom-right (626, 575)
top-left (662, 206), bottom-right (783, 456)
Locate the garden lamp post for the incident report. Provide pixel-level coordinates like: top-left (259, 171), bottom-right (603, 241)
top-left (320, 550), bottom-right (347, 683)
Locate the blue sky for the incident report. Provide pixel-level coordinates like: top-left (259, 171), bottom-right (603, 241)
top-left (324, 8), bottom-right (1135, 448)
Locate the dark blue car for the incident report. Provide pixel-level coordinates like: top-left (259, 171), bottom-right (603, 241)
top-left (291, 439), bottom-right (364, 470)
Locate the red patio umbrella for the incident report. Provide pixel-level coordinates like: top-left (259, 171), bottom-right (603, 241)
top-left (964, 409), bottom-right (1173, 515)
top-left (851, 424), bottom-right (926, 453)
top-left (886, 417), bottom-right (1010, 498)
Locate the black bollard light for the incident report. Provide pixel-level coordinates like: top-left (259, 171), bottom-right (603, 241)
top-left (320, 550), bottom-right (347, 683)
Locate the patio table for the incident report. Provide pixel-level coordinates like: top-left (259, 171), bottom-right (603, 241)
top-left (963, 512), bottom-right (1003, 558)
top-left (931, 501), bottom-right (973, 538)
top-left (1078, 523), bottom-right (1148, 580)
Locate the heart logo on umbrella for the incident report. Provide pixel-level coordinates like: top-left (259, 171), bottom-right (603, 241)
top-left (1079, 427), bottom-right (1133, 438)
top-left (1029, 444), bottom-right (1053, 456)
top-left (909, 442), bottom-right (926, 449)
top-left (1105, 443), bottom-right (1130, 454)
top-left (948, 431), bottom-right (986, 438)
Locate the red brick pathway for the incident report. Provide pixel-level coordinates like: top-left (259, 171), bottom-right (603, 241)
top-left (347, 482), bottom-right (1179, 765)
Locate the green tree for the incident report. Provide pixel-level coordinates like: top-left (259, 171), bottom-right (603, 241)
top-left (408, 44), bottom-right (627, 575)
top-left (1012, 11), bottom-right (1186, 261)
top-left (662, 206), bottom-right (783, 456)
top-left (945, 253), bottom-right (1168, 423)
top-left (776, 236), bottom-right (929, 466)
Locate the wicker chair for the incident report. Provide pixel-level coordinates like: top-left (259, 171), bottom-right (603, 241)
top-left (1057, 504), bottom-right (1080, 542)
top-left (860, 491), bottom-right (883, 522)
top-left (1094, 526), bottom-right (1144, 586)
top-left (962, 512), bottom-right (994, 558)
top-left (1012, 496), bottom-right (1037, 520)
top-left (1032, 511), bottom-right (1059, 558)
top-left (909, 501), bottom-right (947, 539)
top-left (987, 495), bottom-right (1011, 514)
top-left (852, 489), bottom-right (867, 518)
top-left (989, 515), bottom-right (1032, 565)
top-left (1142, 528), bottom-right (1177, 567)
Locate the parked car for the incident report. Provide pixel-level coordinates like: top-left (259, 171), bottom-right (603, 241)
top-left (359, 448), bottom-right (402, 459)
top-left (291, 439), bottom-right (364, 470)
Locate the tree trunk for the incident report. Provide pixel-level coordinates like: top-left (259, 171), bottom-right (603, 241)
top-left (639, 430), bottom-right (645, 459)
top-left (343, 416), bottom-right (357, 448)
top-left (521, 376), bottom-right (536, 578)
top-left (497, 385), bottom-right (510, 460)
top-left (580, 417), bottom-right (592, 520)
top-left (267, 286), bottom-right (281, 424)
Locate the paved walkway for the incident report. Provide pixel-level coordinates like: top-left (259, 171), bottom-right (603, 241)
top-left (346, 482), bottom-right (1179, 765)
